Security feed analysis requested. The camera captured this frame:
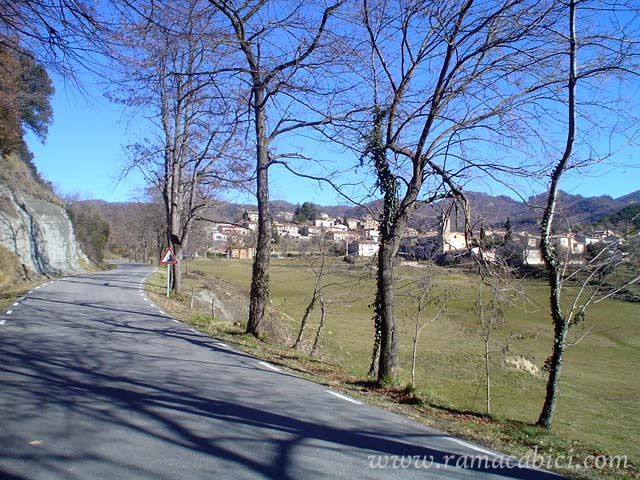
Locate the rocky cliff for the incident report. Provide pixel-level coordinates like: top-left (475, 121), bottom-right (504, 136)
top-left (0, 152), bottom-right (88, 280)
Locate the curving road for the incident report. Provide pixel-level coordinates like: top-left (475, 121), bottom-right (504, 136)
top-left (0, 263), bottom-right (564, 479)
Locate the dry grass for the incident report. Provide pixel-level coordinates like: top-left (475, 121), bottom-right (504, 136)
top-left (145, 258), bottom-right (640, 480)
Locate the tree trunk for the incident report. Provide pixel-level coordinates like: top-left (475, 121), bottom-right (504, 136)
top-left (367, 318), bottom-right (381, 377)
top-left (537, 268), bottom-right (569, 427)
top-left (293, 293), bottom-right (316, 350)
top-left (310, 292), bottom-right (326, 357)
top-left (411, 320), bottom-right (419, 388)
top-left (484, 337), bottom-right (491, 416)
top-left (377, 239), bottom-right (399, 384)
top-left (294, 258), bottom-right (324, 350)
top-left (246, 88), bottom-right (271, 336)
top-left (537, 0), bottom-right (576, 429)
top-left (537, 306), bottom-right (568, 427)
top-left (172, 243), bottom-right (183, 294)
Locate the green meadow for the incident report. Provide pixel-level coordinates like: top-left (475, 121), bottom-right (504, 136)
top-left (174, 256), bottom-right (640, 465)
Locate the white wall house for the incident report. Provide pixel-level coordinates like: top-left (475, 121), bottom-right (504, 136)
top-left (357, 240), bottom-right (379, 257)
top-left (244, 210), bottom-right (259, 222)
top-left (363, 228), bottom-right (380, 242)
top-left (523, 248), bottom-right (544, 265)
top-left (300, 225), bottom-right (322, 237)
top-left (442, 231), bottom-right (467, 252)
top-left (314, 218), bottom-right (334, 228)
top-left (276, 223), bottom-right (300, 238)
top-left (345, 218), bottom-right (359, 230)
top-left (212, 232), bottom-right (227, 242)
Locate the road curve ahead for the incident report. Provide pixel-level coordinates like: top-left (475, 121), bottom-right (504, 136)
top-left (0, 263), bottom-right (564, 480)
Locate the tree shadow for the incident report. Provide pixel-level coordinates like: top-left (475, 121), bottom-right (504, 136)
top-left (0, 264), bottom-right (566, 479)
top-left (0, 327), bottom-right (565, 479)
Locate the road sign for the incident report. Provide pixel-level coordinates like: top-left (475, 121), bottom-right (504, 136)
top-left (160, 247), bottom-right (178, 265)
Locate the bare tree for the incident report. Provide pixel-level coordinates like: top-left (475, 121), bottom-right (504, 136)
top-left (112, 0), bottom-right (245, 293)
top-left (293, 253), bottom-right (326, 351)
top-left (207, 0), bottom-right (345, 336)
top-left (309, 292), bottom-right (327, 357)
top-left (355, 0), bottom-right (559, 384)
top-left (472, 258), bottom-right (527, 416)
top-left (406, 266), bottom-right (449, 389)
top-left (536, 0), bottom-right (640, 428)
top-left (0, 0), bottom-right (104, 77)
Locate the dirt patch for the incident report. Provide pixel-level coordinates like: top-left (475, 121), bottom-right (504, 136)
top-left (504, 355), bottom-right (540, 376)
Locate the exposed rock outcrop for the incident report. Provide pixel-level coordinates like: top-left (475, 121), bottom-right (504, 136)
top-left (0, 154), bottom-right (88, 279)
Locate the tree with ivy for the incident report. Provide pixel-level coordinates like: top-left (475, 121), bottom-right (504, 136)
top-left (357, 0), bottom-right (558, 384)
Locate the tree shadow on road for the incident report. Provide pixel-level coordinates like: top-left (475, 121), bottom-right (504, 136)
top-left (0, 272), bottom-right (564, 480)
top-left (0, 333), bottom-right (564, 479)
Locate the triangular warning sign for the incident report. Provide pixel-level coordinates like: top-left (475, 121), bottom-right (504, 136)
top-left (160, 247), bottom-right (178, 264)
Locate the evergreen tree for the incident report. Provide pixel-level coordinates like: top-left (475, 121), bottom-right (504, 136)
top-left (294, 202), bottom-right (318, 224)
top-left (504, 217), bottom-right (513, 243)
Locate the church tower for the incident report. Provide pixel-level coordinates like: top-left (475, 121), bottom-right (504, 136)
top-left (439, 212), bottom-right (451, 253)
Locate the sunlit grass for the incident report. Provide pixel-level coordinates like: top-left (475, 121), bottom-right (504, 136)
top-left (153, 256), bottom-right (640, 470)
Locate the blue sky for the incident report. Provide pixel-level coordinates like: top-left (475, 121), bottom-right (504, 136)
top-left (26, 75), bottom-right (639, 206)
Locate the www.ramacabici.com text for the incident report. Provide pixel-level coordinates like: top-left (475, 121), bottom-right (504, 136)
top-left (367, 447), bottom-right (628, 472)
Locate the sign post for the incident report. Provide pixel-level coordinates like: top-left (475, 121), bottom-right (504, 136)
top-left (159, 247), bottom-right (178, 297)
top-left (166, 264), bottom-right (171, 298)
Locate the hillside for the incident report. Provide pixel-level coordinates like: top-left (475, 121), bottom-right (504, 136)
top-left (269, 189), bottom-right (640, 231)
top-left (84, 189), bottom-right (640, 253)
top-left (0, 150), bottom-right (88, 285)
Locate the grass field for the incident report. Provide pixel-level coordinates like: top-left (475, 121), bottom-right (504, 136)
top-left (163, 256), bottom-right (640, 470)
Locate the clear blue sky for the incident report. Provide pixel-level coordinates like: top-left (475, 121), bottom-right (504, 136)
top-left (26, 75), bottom-right (639, 206)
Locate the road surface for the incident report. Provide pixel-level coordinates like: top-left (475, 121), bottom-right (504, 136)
top-left (0, 263), bottom-right (564, 479)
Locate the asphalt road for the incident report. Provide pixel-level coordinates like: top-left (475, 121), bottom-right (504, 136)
top-left (0, 263), bottom-right (565, 479)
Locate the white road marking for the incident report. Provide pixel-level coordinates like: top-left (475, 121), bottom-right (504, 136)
top-left (172, 319), bottom-right (180, 323)
top-left (0, 320), bottom-right (6, 325)
top-left (258, 361), bottom-right (281, 372)
top-left (34, 286), bottom-right (40, 290)
top-left (28, 291), bottom-right (33, 294)
top-left (444, 437), bottom-right (501, 457)
top-left (325, 390), bottom-right (362, 405)
top-left (12, 303), bottom-right (19, 307)
top-left (19, 297), bottom-right (25, 301)
top-left (189, 328), bottom-right (198, 334)
top-left (6, 310), bottom-right (12, 315)
top-left (215, 342), bottom-right (236, 352)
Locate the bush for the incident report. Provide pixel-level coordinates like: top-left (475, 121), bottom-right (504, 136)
top-left (66, 202), bottom-right (110, 264)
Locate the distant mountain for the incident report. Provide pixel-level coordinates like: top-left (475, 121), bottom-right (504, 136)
top-left (526, 192), bottom-right (625, 226)
top-left (617, 190), bottom-right (640, 205)
top-left (601, 203), bottom-right (640, 229)
top-left (83, 189), bottom-right (640, 240)
top-left (286, 189), bottom-right (640, 232)
top-left (270, 189), bottom-right (640, 232)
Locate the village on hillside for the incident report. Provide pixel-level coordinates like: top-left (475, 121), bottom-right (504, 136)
top-left (202, 206), bottom-right (628, 267)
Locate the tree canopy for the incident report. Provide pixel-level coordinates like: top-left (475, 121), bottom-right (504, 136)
top-left (0, 47), bottom-right (53, 155)
top-left (294, 202), bottom-right (318, 224)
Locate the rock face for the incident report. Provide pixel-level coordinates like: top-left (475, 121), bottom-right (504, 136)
top-left (0, 185), bottom-right (88, 277)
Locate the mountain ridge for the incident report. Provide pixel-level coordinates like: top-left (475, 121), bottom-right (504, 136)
top-left (90, 189), bottom-right (639, 233)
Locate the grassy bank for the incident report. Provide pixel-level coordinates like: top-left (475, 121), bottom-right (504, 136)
top-left (0, 245), bottom-right (42, 310)
top-left (146, 257), bottom-right (639, 479)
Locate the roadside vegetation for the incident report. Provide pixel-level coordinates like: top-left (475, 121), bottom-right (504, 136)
top-left (0, 245), bottom-right (41, 310)
top-left (146, 256), bottom-right (639, 480)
